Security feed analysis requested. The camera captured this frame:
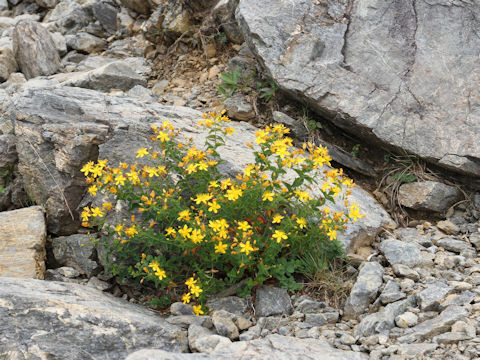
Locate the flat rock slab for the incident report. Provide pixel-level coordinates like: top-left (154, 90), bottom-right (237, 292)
top-left (379, 238), bottom-right (428, 267)
top-left (6, 85), bottom-right (391, 251)
top-left (0, 277), bottom-right (188, 358)
top-left (125, 335), bottom-right (368, 360)
top-left (0, 206), bottom-right (46, 278)
top-left (237, 0), bottom-right (480, 177)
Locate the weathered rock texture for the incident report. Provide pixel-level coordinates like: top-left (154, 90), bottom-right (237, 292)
top-left (6, 86), bottom-right (391, 249)
top-left (12, 20), bottom-right (61, 79)
top-left (0, 206), bottom-right (46, 278)
top-left (0, 277), bottom-right (188, 358)
top-left (126, 335), bottom-right (368, 360)
top-left (237, 0), bottom-right (480, 177)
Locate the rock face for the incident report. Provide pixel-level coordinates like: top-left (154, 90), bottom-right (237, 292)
top-left (0, 206), bottom-right (46, 278)
top-left (236, 0), bottom-right (480, 177)
top-left (398, 181), bottom-right (461, 213)
top-left (12, 20), bottom-right (61, 79)
top-left (6, 85), bottom-right (390, 245)
top-left (255, 286), bottom-right (292, 317)
top-left (0, 277), bottom-right (188, 357)
top-left (344, 261), bottom-right (384, 318)
top-left (126, 335), bottom-right (368, 360)
top-left (52, 233), bottom-right (99, 276)
top-left (379, 238), bottom-right (428, 267)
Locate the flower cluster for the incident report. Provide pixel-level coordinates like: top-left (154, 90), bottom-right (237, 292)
top-left (81, 111), bottom-right (363, 312)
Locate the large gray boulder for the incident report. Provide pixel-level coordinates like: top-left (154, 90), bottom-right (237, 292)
top-left (12, 20), bottom-right (61, 79)
top-left (236, 0), bottom-right (480, 177)
top-left (125, 334), bottom-right (368, 360)
top-left (0, 277), bottom-right (188, 357)
top-left (6, 85), bottom-right (390, 248)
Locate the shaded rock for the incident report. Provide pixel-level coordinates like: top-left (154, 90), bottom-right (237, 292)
top-left (255, 286), bottom-right (292, 317)
top-left (397, 305), bottom-right (468, 343)
top-left (304, 312), bottom-right (339, 326)
top-left (0, 206), bottom-right (46, 279)
top-left (272, 111), bottom-right (308, 141)
top-left (35, 0), bottom-right (58, 8)
top-left (294, 296), bottom-right (327, 313)
top-left (166, 315), bottom-right (213, 329)
top-left (91, 0), bottom-right (117, 34)
top-left (379, 238), bottom-right (427, 267)
top-left (416, 282), bottom-right (453, 311)
top-left (394, 227), bottom-right (433, 248)
top-left (396, 343), bottom-right (438, 357)
top-left (344, 261), bottom-right (383, 318)
top-left (0, 46), bottom-right (17, 82)
top-left (120, 0), bottom-right (150, 14)
top-left (171, 302), bottom-right (195, 316)
top-left (12, 20), bottom-right (60, 79)
top-left (224, 93), bottom-right (255, 121)
top-left (213, 0), bottom-right (243, 44)
top-left (433, 332), bottom-right (472, 344)
top-left (0, 277), bottom-right (188, 356)
top-left (236, 0), bottom-right (480, 177)
top-left (66, 32), bottom-right (106, 53)
top-left (379, 280), bottom-right (406, 304)
top-left (52, 233), bottom-right (98, 276)
top-left (143, 2), bottom-right (193, 43)
top-left (126, 334), bottom-right (368, 360)
top-left (188, 324), bottom-right (231, 354)
top-left (436, 238), bottom-right (472, 254)
top-left (56, 266), bottom-right (80, 278)
top-left (128, 85), bottom-right (155, 101)
top-left (44, 0), bottom-right (91, 35)
top-left (206, 296), bottom-right (247, 315)
top-left (398, 181), bottom-right (461, 213)
top-left (211, 310), bottom-right (239, 340)
top-left (355, 296), bottom-right (416, 338)
top-left (468, 232), bottom-right (480, 248)
top-left (86, 276), bottom-right (110, 291)
top-left (436, 220), bottom-right (460, 235)
top-left (395, 312), bottom-right (418, 328)
top-left (439, 290), bottom-right (476, 311)
top-left (0, 134), bottom-right (17, 168)
top-left (61, 61), bottom-right (146, 92)
top-left (392, 264), bottom-right (419, 281)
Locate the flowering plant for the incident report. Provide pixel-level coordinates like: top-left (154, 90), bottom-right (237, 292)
top-left (81, 111), bottom-right (362, 313)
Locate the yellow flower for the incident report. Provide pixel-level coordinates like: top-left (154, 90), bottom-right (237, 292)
top-left (296, 217), bottom-right (307, 229)
top-left (239, 241), bottom-right (255, 255)
top-left (272, 214), bottom-right (284, 224)
top-left (114, 223), bottom-right (124, 235)
top-left (102, 202), bottom-right (113, 211)
top-left (177, 209), bottom-right (191, 221)
top-left (136, 148), bottom-right (149, 158)
top-left (179, 225), bottom-right (192, 239)
top-left (115, 174), bottom-right (126, 186)
top-left (81, 207), bottom-right (91, 221)
top-left (190, 229), bottom-right (205, 244)
top-left (294, 190), bottom-right (312, 202)
top-left (90, 207), bottom-right (104, 218)
top-left (327, 228), bottom-right (337, 240)
top-left (207, 201), bottom-right (221, 213)
top-left (215, 242), bottom-right (227, 254)
top-left (185, 277), bottom-right (197, 288)
top-left (226, 186), bottom-right (242, 201)
top-left (193, 304), bottom-right (204, 316)
top-left (224, 127), bottom-right (235, 135)
top-left (189, 284), bottom-right (203, 297)
top-left (148, 260), bottom-right (160, 272)
top-left (125, 226), bottom-right (138, 237)
top-left (237, 221), bottom-right (251, 232)
top-left (182, 293), bottom-right (191, 304)
top-left (88, 184), bottom-right (98, 196)
top-left (209, 181), bottom-right (219, 188)
top-left (349, 204), bottom-right (363, 222)
top-left (81, 161), bottom-right (94, 176)
top-left (194, 193), bottom-right (213, 205)
top-left (197, 161), bottom-right (208, 171)
top-left (262, 191), bottom-right (274, 202)
top-left (243, 164), bottom-right (255, 177)
top-left (155, 268), bottom-right (166, 280)
top-left (165, 227), bottom-right (176, 236)
top-left (157, 131), bottom-right (170, 142)
top-left (272, 230), bottom-right (287, 243)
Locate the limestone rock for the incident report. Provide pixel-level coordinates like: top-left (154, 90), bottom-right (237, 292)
top-left (61, 61), bottom-right (147, 92)
top-left (236, 0), bottom-right (480, 177)
top-left (126, 334), bottom-right (368, 360)
top-left (44, 0), bottom-right (91, 35)
top-left (255, 286), bottom-right (292, 317)
top-left (35, 0), bottom-right (59, 8)
top-left (392, 264), bottom-right (419, 281)
top-left (0, 46), bottom-right (17, 82)
top-left (395, 312), bottom-right (418, 328)
top-left (7, 85), bottom-right (390, 243)
top-left (0, 277), bottom-right (188, 356)
top-left (211, 310), bottom-right (239, 340)
top-left (206, 296), bottom-right (248, 315)
top-left (171, 302), bottom-right (195, 316)
top-left (344, 261), bottom-right (383, 318)
top-left (188, 324), bottom-right (231, 354)
top-left (416, 282), bottom-right (453, 311)
top-left (397, 305), bottom-right (468, 343)
top-left (66, 32), bottom-right (107, 53)
top-left (224, 93), bottom-right (255, 121)
top-left (120, 0), bottom-right (150, 14)
top-left (379, 280), bottom-right (406, 304)
top-left (0, 206), bottom-right (46, 279)
top-left (436, 238), bottom-right (472, 254)
top-left (12, 20), bottom-right (61, 79)
top-left (213, 0), bottom-right (243, 44)
top-left (304, 312), bottom-right (339, 326)
top-left (398, 181), bottom-right (461, 213)
top-left (52, 233), bottom-right (98, 276)
top-left (0, 133), bottom-right (17, 168)
top-left (379, 238), bottom-right (428, 267)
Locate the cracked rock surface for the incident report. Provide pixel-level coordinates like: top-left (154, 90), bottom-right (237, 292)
top-left (236, 0), bottom-right (480, 177)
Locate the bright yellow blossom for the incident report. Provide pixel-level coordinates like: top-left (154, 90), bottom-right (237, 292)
top-left (272, 214), bottom-right (284, 224)
top-left (215, 242), bottom-right (227, 254)
top-left (136, 148), bottom-right (149, 158)
top-left (182, 293), bottom-right (191, 304)
top-left (272, 230), bottom-right (288, 243)
top-left (239, 241), bottom-right (255, 255)
top-left (237, 221), bottom-right (251, 231)
top-left (193, 304), bottom-right (204, 316)
top-left (296, 217), bottom-right (307, 229)
top-left (262, 191), bottom-right (274, 202)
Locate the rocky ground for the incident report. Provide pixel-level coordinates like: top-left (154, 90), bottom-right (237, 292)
top-left (1, 0), bottom-right (480, 359)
